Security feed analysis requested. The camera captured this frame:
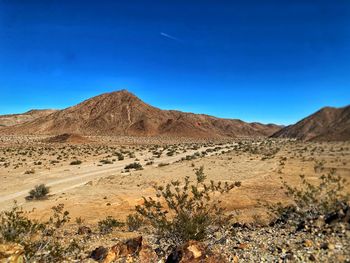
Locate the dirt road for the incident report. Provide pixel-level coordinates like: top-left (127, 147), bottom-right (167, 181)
top-left (0, 144), bottom-right (233, 210)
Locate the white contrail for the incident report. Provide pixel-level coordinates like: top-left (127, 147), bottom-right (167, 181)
top-left (160, 32), bottom-right (181, 42)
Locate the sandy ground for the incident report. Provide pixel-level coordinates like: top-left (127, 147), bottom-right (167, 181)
top-left (1, 137), bottom-right (349, 225)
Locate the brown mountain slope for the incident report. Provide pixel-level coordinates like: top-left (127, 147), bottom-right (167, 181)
top-left (271, 105), bottom-right (350, 141)
top-left (1, 90), bottom-right (281, 138)
top-left (0, 109), bottom-right (57, 127)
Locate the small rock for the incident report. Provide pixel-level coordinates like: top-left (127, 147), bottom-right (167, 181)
top-left (303, 239), bottom-right (313, 247)
top-left (139, 244), bottom-right (158, 263)
top-left (236, 243), bottom-right (249, 250)
top-left (309, 254), bottom-right (316, 261)
top-left (0, 243), bottom-right (24, 262)
top-left (111, 236), bottom-right (143, 258)
top-left (166, 240), bottom-right (227, 263)
top-left (320, 242), bottom-right (335, 250)
top-left (90, 246), bottom-right (108, 261)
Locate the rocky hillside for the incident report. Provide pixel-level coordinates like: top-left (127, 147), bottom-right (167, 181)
top-left (1, 90), bottom-right (281, 138)
top-left (271, 105), bottom-right (350, 141)
top-left (0, 109), bottom-right (57, 127)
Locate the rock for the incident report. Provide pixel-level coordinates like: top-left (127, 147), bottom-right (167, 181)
top-left (86, 181), bottom-right (94, 186)
top-left (303, 239), bottom-right (313, 247)
top-left (325, 204), bottom-right (350, 225)
top-left (314, 216), bottom-right (325, 228)
top-left (235, 243), bottom-right (249, 250)
top-left (111, 236), bottom-right (142, 258)
top-left (139, 244), bottom-right (158, 263)
top-left (325, 212), bottom-right (340, 224)
top-left (320, 242), bottom-right (335, 250)
top-left (90, 236), bottom-right (152, 262)
top-left (90, 246), bottom-right (109, 261)
top-left (77, 226), bottom-right (92, 235)
top-left (283, 251), bottom-right (294, 261)
top-left (102, 251), bottom-right (116, 263)
top-left (309, 254), bottom-right (317, 261)
top-left (166, 240), bottom-right (227, 263)
top-left (0, 243), bottom-right (24, 263)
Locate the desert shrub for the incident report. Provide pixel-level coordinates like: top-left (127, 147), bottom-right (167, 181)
top-left (0, 203), bottom-right (83, 261)
top-left (98, 216), bottom-right (124, 234)
top-left (75, 217), bottom-right (84, 225)
top-left (45, 204), bottom-right (71, 232)
top-left (70, 160), bottom-right (82, 165)
top-left (124, 162), bottom-right (143, 170)
top-left (135, 166), bottom-right (241, 245)
top-left (271, 169), bottom-right (349, 227)
top-left (314, 160), bottom-right (325, 173)
top-left (167, 150), bottom-right (175, 156)
top-left (116, 152), bottom-right (124, 160)
top-left (24, 169), bottom-right (35, 174)
top-left (126, 213), bottom-right (144, 231)
top-left (100, 159), bottom-right (113, 164)
top-left (26, 184), bottom-right (50, 200)
top-left (0, 202), bottom-right (41, 243)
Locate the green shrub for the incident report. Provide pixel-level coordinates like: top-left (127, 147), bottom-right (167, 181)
top-left (158, 162), bottom-right (169, 167)
top-left (124, 162), bottom-right (143, 170)
top-left (26, 184), bottom-right (50, 200)
top-left (0, 203), bottom-right (82, 261)
top-left (70, 160), bottom-right (82, 165)
top-left (0, 202), bottom-right (41, 243)
top-left (135, 166), bottom-right (241, 245)
top-left (98, 216), bottom-right (124, 234)
top-left (116, 152), bottom-right (124, 160)
top-left (100, 159), bottom-right (113, 164)
top-left (271, 169), bottom-right (349, 226)
top-left (126, 213), bottom-right (144, 231)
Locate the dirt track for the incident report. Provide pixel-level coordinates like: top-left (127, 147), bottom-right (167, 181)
top-left (0, 143), bottom-right (234, 210)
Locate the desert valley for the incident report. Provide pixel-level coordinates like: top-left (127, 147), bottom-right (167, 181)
top-left (0, 90), bottom-right (349, 262)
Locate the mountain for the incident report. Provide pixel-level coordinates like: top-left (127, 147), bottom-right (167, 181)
top-left (0, 90), bottom-right (281, 138)
top-left (271, 105), bottom-right (350, 141)
top-left (0, 109), bottom-right (57, 128)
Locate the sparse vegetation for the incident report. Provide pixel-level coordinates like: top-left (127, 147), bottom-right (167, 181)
top-left (98, 216), bottom-right (124, 234)
top-left (26, 184), bottom-right (50, 200)
top-left (0, 137), bottom-right (349, 262)
top-left (70, 160), bottom-right (82, 165)
top-left (126, 213), bottom-right (144, 231)
top-left (0, 203), bottom-right (83, 261)
top-left (271, 169), bottom-right (349, 228)
top-left (124, 162), bottom-right (143, 170)
top-left (135, 166), bottom-right (241, 245)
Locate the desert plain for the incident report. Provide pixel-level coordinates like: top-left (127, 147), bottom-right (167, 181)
top-left (0, 133), bottom-right (349, 262)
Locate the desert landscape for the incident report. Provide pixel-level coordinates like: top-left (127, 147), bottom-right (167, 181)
top-left (1, 1), bottom-right (350, 262)
top-left (0, 90), bottom-right (349, 262)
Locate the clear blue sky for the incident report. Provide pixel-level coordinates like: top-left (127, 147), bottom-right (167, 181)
top-left (0, 0), bottom-right (349, 125)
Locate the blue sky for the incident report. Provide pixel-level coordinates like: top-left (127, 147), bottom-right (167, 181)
top-left (0, 0), bottom-right (349, 125)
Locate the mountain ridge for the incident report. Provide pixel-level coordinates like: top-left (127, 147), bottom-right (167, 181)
top-left (271, 105), bottom-right (350, 141)
top-left (0, 90), bottom-right (281, 138)
top-left (0, 109), bottom-right (57, 128)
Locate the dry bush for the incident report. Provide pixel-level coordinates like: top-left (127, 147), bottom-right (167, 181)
top-left (271, 168), bottom-right (349, 227)
top-left (135, 166), bottom-right (241, 245)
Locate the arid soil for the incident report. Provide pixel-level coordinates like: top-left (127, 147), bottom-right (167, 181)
top-left (0, 136), bottom-right (349, 262)
top-left (1, 136), bottom-right (349, 222)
